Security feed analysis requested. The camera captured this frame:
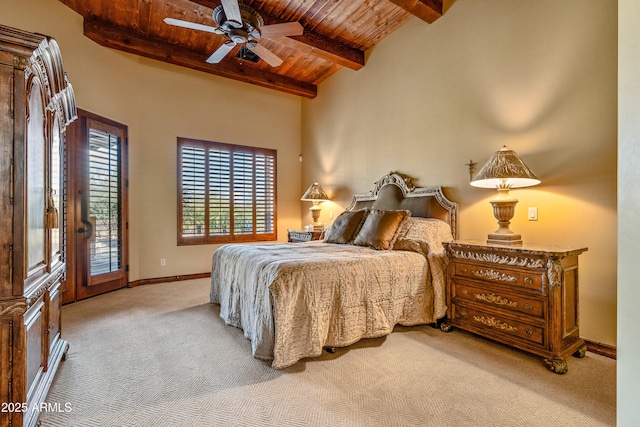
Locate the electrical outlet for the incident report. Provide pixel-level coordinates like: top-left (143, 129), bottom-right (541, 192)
top-left (160, 258), bottom-right (166, 266)
top-left (528, 207), bottom-right (538, 221)
top-left (329, 211), bottom-right (333, 219)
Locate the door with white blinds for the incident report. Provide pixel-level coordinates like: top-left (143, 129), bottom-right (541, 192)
top-left (178, 138), bottom-right (276, 245)
top-left (66, 110), bottom-right (128, 301)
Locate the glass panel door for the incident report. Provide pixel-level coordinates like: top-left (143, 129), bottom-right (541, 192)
top-left (68, 111), bottom-right (128, 300)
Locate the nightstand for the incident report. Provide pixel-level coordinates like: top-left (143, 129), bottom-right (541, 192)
top-left (442, 240), bottom-right (588, 374)
top-left (287, 229), bottom-right (323, 243)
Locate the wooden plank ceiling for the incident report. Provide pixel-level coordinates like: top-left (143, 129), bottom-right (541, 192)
top-left (59, 0), bottom-right (444, 98)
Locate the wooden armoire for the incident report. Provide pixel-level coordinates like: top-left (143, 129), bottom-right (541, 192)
top-left (0, 25), bottom-right (77, 427)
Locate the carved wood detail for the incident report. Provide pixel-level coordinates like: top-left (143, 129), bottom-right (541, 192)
top-left (449, 250), bottom-right (546, 269)
top-left (0, 301), bottom-right (26, 317)
top-left (472, 269), bottom-right (517, 283)
top-left (473, 292), bottom-right (518, 308)
top-left (473, 315), bottom-right (518, 333)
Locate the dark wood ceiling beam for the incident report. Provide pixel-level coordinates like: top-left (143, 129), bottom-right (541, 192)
top-left (277, 33), bottom-right (363, 70)
top-left (190, 0), bottom-right (364, 70)
top-left (82, 19), bottom-right (317, 98)
top-left (387, 0), bottom-right (443, 24)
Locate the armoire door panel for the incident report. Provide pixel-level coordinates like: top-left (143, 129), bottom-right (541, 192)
top-left (48, 280), bottom-right (62, 351)
top-left (24, 297), bottom-right (45, 401)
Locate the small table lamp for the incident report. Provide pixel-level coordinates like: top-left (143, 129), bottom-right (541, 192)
top-left (301, 182), bottom-right (329, 231)
top-left (471, 146), bottom-right (540, 246)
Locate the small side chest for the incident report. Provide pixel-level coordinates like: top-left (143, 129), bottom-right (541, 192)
top-left (443, 240), bottom-right (587, 374)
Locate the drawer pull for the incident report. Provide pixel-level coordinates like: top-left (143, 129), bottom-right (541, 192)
top-left (462, 289), bottom-right (468, 295)
top-left (473, 315), bottom-right (518, 333)
top-left (461, 267), bottom-right (468, 273)
top-left (460, 310), bottom-right (467, 317)
top-left (524, 277), bottom-right (533, 285)
top-left (524, 303), bottom-right (533, 311)
top-left (473, 292), bottom-right (517, 308)
top-left (525, 329), bottom-right (532, 336)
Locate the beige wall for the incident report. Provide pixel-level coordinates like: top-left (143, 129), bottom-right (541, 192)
top-left (618, 0), bottom-right (639, 424)
top-left (302, 0), bottom-right (617, 346)
top-left (0, 0), bottom-right (303, 282)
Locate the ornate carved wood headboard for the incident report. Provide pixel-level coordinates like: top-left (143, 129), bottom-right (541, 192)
top-left (346, 172), bottom-right (459, 239)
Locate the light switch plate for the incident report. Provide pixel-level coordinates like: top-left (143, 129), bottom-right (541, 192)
top-left (528, 207), bottom-right (538, 221)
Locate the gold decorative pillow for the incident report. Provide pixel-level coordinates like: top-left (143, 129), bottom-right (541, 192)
top-left (394, 217), bottom-right (454, 254)
top-left (352, 209), bottom-right (411, 250)
top-left (323, 209), bottom-right (369, 244)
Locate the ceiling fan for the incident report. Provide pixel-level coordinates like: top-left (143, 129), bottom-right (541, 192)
top-left (164, 0), bottom-right (303, 67)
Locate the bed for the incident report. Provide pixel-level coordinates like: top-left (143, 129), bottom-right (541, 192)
top-left (210, 172), bottom-right (458, 369)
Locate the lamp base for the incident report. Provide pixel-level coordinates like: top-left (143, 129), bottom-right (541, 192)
top-left (486, 187), bottom-right (523, 246)
top-left (308, 224), bottom-right (324, 231)
top-left (487, 232), bottom-right (523, 246)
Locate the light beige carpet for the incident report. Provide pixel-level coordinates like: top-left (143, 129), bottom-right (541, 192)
top-left (41, 278), bottom-right (615, 426)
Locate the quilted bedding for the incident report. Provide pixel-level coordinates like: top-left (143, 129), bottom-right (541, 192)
top-left (210, 219), bottom-right (450, 369)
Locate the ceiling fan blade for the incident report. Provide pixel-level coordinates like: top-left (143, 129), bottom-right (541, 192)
top-left (206, 41), bottom-right (236, 64)
top-left (221, 0), bottom-right (243, 27)
top-left (163, 18), bottom-right (220, 34)
top-left (258, 22), bottom-right (304, 38)
top-left (248, 43), bottom-right (283, 67)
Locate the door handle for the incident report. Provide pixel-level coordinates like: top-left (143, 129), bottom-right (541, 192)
top-left (78, 219), bottom-right (93, 237)
top-left (78, 188), bottom-right (93, 238)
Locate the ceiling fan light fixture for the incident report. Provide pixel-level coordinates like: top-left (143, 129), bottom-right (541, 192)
top-left (237, 46), bottom-right (261, 63)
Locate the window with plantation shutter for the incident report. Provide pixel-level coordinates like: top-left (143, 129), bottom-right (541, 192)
top-left (177, 137), bottom-right (277, 245)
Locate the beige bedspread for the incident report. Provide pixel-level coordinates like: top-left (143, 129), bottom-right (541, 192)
top-left (210, 240), bottom-right (448, 369)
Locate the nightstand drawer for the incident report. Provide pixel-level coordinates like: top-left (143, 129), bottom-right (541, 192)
top-left (452, 304), bottom-right (545, 347)
top-left (452, 282), bottom-right (545, 318)
top-left (453, 262), bottom-right (544, 293)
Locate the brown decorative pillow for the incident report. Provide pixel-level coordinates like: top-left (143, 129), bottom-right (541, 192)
top-left (323, 209), bottom-right (369, 244)
top-left (352, 209), bottom-right (412, 250)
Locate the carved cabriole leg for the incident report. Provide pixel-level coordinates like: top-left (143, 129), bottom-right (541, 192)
top-left (440, 322), bottom-right (453, 333)
top-left (324, 346), bottom-right (336, 354)
top-left (432, 318), bottom-right (448, 330)
top-left (573, 344), bottom-right (587, 358)
top-left (544, 358), bottom-right (568, 374)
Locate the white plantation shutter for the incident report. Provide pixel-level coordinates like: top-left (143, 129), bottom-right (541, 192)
top-left (178, 138), bottom-right (276, 244)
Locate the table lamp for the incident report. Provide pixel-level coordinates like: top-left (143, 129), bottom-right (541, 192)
top-left (471, 146), bottom-right (540, 246)
top-left (301, 182), bottom-right (329, 231)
